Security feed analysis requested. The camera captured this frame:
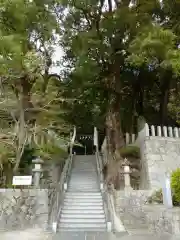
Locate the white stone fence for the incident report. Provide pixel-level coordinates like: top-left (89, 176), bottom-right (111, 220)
top-left (125, 123), bottom-right (180, 144)
top-left (125, 133), bottom-right (136, 144)
top-left (145, 123), bottom-right (180, 138)
top-left (140, 123), bottom-right (180, 138)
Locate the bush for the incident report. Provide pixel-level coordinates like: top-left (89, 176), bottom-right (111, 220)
top-left (171, 168), bottom-right (180, 204)
top-left (148, 189), bottom-right (163, 204)
top-left (148, 169), bottom-right (180, 206)
top-left (35, 143), bottom-right (68, 161)
top-left (119, 145), bottom-right (140, 159)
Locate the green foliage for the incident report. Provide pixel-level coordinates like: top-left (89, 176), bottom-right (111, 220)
top-left (148, 169), bottom-right (180, 206)
top-left (59, 0), bottom-right (180, 137)
top-left (171, 168), bottom-right (180, 204)
top-left (19, 145), bottom-right (35, 173)
top-left (148, 189), bottom-right (163, 204)
top-left (2, 0), bottom-right (180, 181)
top-left (35, 143), bottom-right (68, 161)
top-left (127, 26), bottom-right (180, 76)
top-left (0, 140), bottom-right (16, 165)
top-left (0, 0), bottom-right (71, 177)
top-left (119, 145), bottom-right (140, 159)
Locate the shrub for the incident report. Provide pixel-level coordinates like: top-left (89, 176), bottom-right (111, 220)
top-left (35, 143), bottom-right (68, 161)
top-left (148, 169), bottom-right (180, 206)
top-left (148, 189), bottom-right (163, 204)
top-left (119, 145), bottom-right (140, 159)
top-left (171, 168), bottom-right (180, 204)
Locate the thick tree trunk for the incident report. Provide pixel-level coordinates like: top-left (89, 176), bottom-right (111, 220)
top-left (159, 71), bottom-right (171, 125)
top-left (106, 97), bottom-right (124, 159)
top-left (4, 163), bottom-right (13, 186)
top-left (13, 76), bottom-right (33, 173)
top-left (160, 89), bottom-right (169, 125)
top-left (13, 95), bottom-right (27, 173)
top-left (105, 92), bottom-right (125, 189)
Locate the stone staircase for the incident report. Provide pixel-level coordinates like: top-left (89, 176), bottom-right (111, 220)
top-left (58, 155), bottom-right (107, 232)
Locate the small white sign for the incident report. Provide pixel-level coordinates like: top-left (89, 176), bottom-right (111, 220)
top-left (12, 176), bottom-right (32, 186)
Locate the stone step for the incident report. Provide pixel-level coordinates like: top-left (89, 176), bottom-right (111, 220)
top-left (70, 176), bottom-right (98, 179)
top-left (58, 223), bottom-right (106, 229)
top-left (65, 196), bottom-right (102, 200)
top-left (64, 198), bottom-right (103, 203)
top-left (71, 168), bottom-right (95, 170)
top-left (72, 168), bottom-right (96, 170)
top-left (68, 188), bottom-right (99, 191)
top-left (71, 165), bottom-right (95, 167)
top-left (66, 192), bottom-right (101, 196)
top-left (63, 201), bottom-right (103, 206)
top-left (69, 181), bottom-right (98, 185)
top-left (61, 214), bottom-right (105, 219)
top-left (61, 209), bottom-right (105, 215)
top-left (63, 205), bottom-right (104, 210)
top-left (68, 185), bottom-right (99, 189)
top-left (69, 178), bottom-right (97, 180)
top-left (71, 172), bottom-right (96, 173)
top-left (68, 187), bottom-right (99, 190)
top-left (70, 175), bottom-right (97, 177)
top-left (60, 218), bottom-right (106, 223)
top-left (54, 232), bottom-right (115, 239)
top-left (69, 181), bottom-right (98, 184)
top-left (58, 228), bottom-right (106, 232)
top-left (68, 190), bottom-right (100, 193)
top-left (68, 185), bottom-right (98, 189)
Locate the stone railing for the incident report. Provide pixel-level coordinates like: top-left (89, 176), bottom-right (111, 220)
top-left (125, 133), bottom-right (136, 145)
top-left (94, 127), bottom-right (126, 233)
top-left (48, 126), bottom-right (76, 232)
top-left (95, 148), bottom-right (113, 232)
top-left (144, 123), bottom-right (180, 138)
top-left (136, 122), bottom-right (180, 141)
top-left (102, 123), bottom-right (180, 152)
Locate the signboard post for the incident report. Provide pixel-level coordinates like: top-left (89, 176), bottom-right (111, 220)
top-left (12, 176), bottom-right (32, 186)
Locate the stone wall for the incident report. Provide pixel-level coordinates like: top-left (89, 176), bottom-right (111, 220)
top-left (140, 137), bottom-right (180, 190)
top-left (101, 122), bottom-right (180, 190)
top-left (114, 190), bottom-right (153, 230)
top-left (0, 189), bottom-right (48, 230)
top-left (136, 122), bottom-right (180, 190)
top-left (114, 190), bottom-right (180, 235)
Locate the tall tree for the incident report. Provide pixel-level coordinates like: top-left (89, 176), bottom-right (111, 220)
top-left (0, 0), bottom-right (69, 179)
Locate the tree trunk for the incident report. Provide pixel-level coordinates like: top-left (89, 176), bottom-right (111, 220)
top-left (4, 163), bottom-right (13, 187)
top-left (105, 91), bottom-right (125, 189)
top-left (160, 89), bottom-right (169, 125)
top-left (13, 94), bottom-right (27, 173)
top-left (20, 76), bottom-right (34, 121)
top-left (159, 71), bottom-right (171, 125)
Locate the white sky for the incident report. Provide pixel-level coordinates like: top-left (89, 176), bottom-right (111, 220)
top-left (50, 46), bottom-right (64, 74)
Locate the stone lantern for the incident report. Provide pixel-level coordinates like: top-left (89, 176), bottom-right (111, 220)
top-left (122, 158), bottom-right (133, 191)
top-left (32, 157), bottom-right (44, 187)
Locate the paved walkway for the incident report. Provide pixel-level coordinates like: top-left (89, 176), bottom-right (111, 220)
top-left (0, 228), bottom-right (52, 240)
top-left (0, 229), bottom-right (179, 240)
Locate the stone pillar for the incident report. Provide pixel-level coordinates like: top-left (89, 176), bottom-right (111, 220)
top-left (32, 158), bottom-right (44, 188)
top-left (162, 172), bottom-right (173, 208)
